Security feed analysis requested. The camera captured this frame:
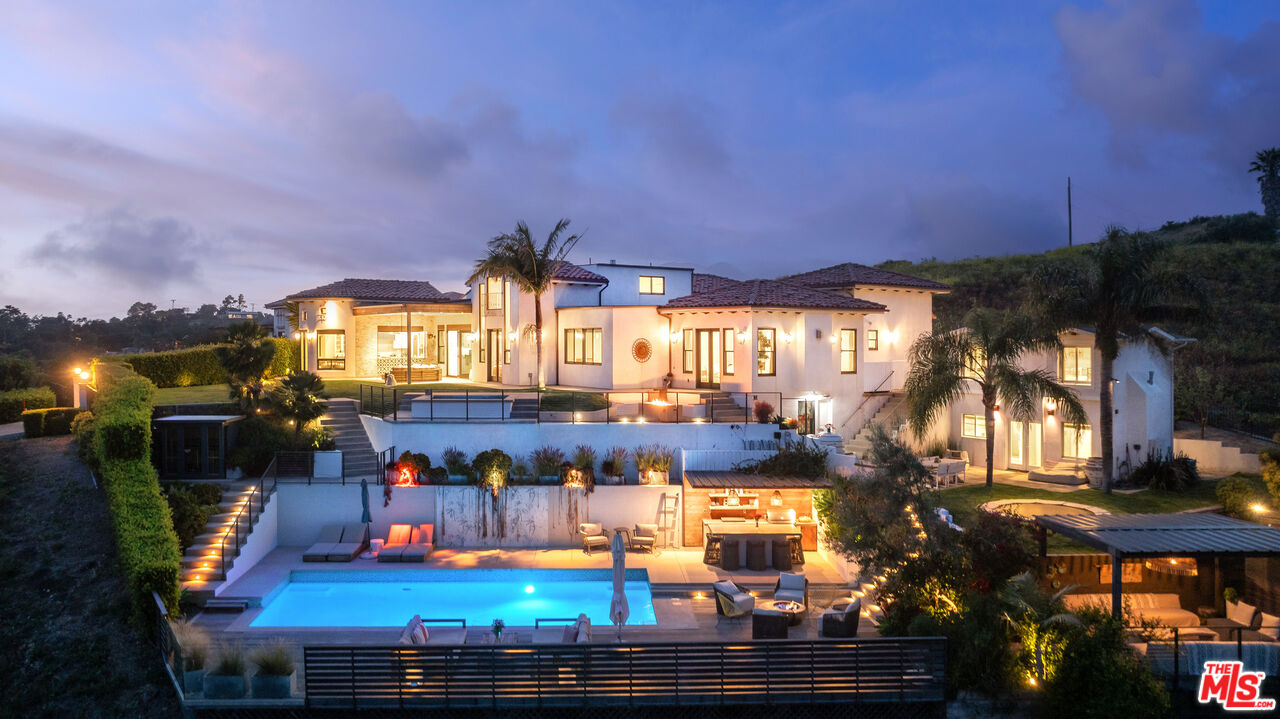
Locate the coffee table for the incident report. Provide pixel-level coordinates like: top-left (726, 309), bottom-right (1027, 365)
top-left (767, 600), bottom-right (806, 626)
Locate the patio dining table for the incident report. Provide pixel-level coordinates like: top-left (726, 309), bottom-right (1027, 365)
top-left (920, 458), bottom-right (966, 488)
top-left (704, 519), bottom-right (801, 568)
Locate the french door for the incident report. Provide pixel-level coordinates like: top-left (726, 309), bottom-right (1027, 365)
top-left (696, 329), bottom-right (721, 389)
top-left (486, 329), bottom-right (503, 382)
top-left (1009, 421), bottom-right (1042, 469)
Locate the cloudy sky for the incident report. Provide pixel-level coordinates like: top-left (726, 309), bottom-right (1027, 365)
top-left (0, 1), bottom-right (1277, 318)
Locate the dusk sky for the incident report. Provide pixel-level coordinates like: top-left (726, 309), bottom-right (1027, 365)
top-left (1, 1), bottom-right (1277, 318)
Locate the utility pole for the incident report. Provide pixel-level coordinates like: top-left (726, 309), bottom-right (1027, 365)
top-left (1067, 176), bottom-right (1073, 247)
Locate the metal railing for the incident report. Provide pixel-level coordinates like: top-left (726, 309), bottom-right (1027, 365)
top-left (837, 370), bottom-right (895, 433)
top-left (303, 636), bottom-right (947, 710)
top-left (274, 448), bottom-right (394, 485)
top-left (217, 456), bottom-right (277, 581)
top-left (358, 384), bottom-right (783, 425)
top-left (1138, 624), bottom-right (1274, 692)
top-left (153, 591), bottom-right (185, 701)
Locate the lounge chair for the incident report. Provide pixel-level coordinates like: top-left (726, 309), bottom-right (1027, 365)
top-left (399, 524), bottom-right (434, 562)
top-left (531, 615), bottom-right (592, 644)
top-left (774, 571), bottom-right (809, 609)
top-left (579, 523), bottom-right (608, 554)
top-left (631, 523), bottom-right (658, 553)
top-left (713, 580), bottom-right (754, 621)
top-left (303, 524), bottom-right (344, 562)
top-left (377, 524), bottom-right (413, 563)
top-left (327, 522), bottom-right (370, 562)
top-left (820, 597), bottom-right (861, 638)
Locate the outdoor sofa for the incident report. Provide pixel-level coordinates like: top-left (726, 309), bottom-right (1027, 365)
top-left (379, 524), bottom-right (434, 562)
top-left (1062, 592), bottom-right (1199, 628)
top-left (1204, 600), bottom-right (1280, 641)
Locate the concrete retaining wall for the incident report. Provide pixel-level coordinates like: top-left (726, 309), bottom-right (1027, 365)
top-left (1174, 438), bottom-right (1262, 475)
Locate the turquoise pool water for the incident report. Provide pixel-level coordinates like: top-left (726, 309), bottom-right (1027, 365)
top-left (249, 568), bottom-right (657, 628)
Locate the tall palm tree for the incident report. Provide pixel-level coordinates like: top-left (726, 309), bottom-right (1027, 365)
top-left (1250, 147), bottom-right (1280, 224)
top-left (214, 320), bottom-right (276, 409)
top-left (905, 308), bottom-right (1087, 489)
top-left (1035, 227), bottom-right (1189, 493)
top-left (468, 219), bottom-right (583, 389)
top-left (269, 371), bottom-right (326, 435)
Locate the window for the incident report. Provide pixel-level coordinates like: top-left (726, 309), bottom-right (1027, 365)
top-left (682, 328), bottom-right (694, 373)
top-left (485, 277), bottom-right (504, 311)
top-left (376, 326), bottom-right (426, 359)
top-left (723, 329), bottom-right (735, 375)
top-left (757, 329), bottom-right (776, 376)
top-left (1063, 423), bottom-right (1092, 459)
top-left (1060, 347), bottom-right (1092, 385)
top-left (867, 330), bottom-right (879, 351)
top-left (839, 329), bottom-right (857, 373)
top-left (961, 414), bottom-right (986, 439)
top-left (962, 347), bottom-right (986, 379)
top-left (316, 330), bottom-right (345, 370)
top-left (564, 328), bottom-right (603, 365)
top-left (639, 275), bottom-right (665, 295)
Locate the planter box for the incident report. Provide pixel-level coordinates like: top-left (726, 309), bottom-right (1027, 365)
top-left (602, 475), bottom-right (625, 486)
top-left (313, 450), bottom-right (343, 479)
top-left (447, 474), bottom-right (470, 484)
top-left (640, 470), bottom-right (670, 486)
top-left (251, 673), bottom-right (292, 699)
top-left (203, 673), bottom-right (247, 700)
top-left (183, 669), bottom-right (204, 695)
top-left (538, 475), bottom-right (561, 485)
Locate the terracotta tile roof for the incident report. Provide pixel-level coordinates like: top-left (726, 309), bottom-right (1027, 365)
top-left (285, 278), bottom-right (449, 302)
top-left (439, 291), bottom-right (465, 300)
top-left (664, 279), bottom-right (886, 312)
top-left (779, 262), bottom-right (949, 291)
top-left (553, 262), bottom-right (608, 284)
top-left (692, 272), bottom-right (741, 294)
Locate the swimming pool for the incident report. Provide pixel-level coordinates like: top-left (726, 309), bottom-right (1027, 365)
top-left (249, 568), bottom-right (657, 628)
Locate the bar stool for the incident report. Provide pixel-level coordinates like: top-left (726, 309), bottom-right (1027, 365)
top-left (703, 533), bottom-right (722, 565)
top-left (789, 536), bottom-right (805, 565)
top-left (771, 538), bottom-right (793, 571)
top-left (720, 539), bottom-right (741, 571)
top-left (745, 540), bottom-right (767, 571)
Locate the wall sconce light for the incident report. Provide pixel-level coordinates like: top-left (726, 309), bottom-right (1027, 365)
top-left (781, 332), bottom-right (793, 343)
top-left (508, 331), bottom-right (517, 343)
top-left (1044, 398), bottom-right (1056, 416)
top-left (671, 331), bottom-right (682, 343)
top-left (884, 329), bottom-right (900, 343)
top-left (736, 330), bottom-right (748, 343)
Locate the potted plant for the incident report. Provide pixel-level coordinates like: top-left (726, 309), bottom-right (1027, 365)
top-left (531, 446), bottom-right (565, 484)
top-left (570, 445), bottom-right (597, 490)
top-left (203, 644), bottom-right (247, 699)
top-left (600, 446), bottom-right (627, 485)
top-left (753, 400), bottom-right (774, 425)
top-left (511, 455), bottom-right (531, 483)
top-left (633, 444), bottom-right (674, 486)
top-left (249, 639), bottom-right (295, 699)
top-left (397, 450), bottom-right (431, 485)
top-left (172, 620), bottom-right (209, 695)
top-left (441, 446), bottom-right (470, 483)
top-left (472, 448), bottom-right (513, 494)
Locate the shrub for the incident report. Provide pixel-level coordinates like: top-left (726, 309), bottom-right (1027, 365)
top-left (472, 449), bottom-right (513, 486)
top-left (753, 400), bottom-right (774, 424)
top-left (572, 445), bottom-right (597, 471)
top-left (1263, 451), bottom-right (1280, 510)
top-left (21, 407), bottom-right (81, 437)
top-left (0, 385), bottom-right (56, 422)
top-left (1216, 474), bottom-right (1271, 518)
top-left (736, 441), bottom-right (828, 478)
top-left (165, 484), bottom-right (223, 551)
top-left (249, 640), bottom-right (295, 676)
top-left (109, 337), bottom-right (298, 389)
top-left (1042, 608), bottom-right (1169, 719)
top-left (427, 466), bottom-right (448, 483)
top-left (227, 415), bottom-right (329, 476)
top-left (510, 455), bottom-right (531, 481)
top-left (531, 446), bottom-right (565, 476)
top-left (601, 446), bottom-right (627, 477)
top-left (397, 450), bottom-right (431, 480)
top-left (0, 355), bottom-right (38, 391)
top-left (71, 410), bottom-right (97, 468)
top-left (440, 446), bottom-right (469, 475)
top-left (210, 644), bottom-right (246, 677)
top-left (171, 620), bottom-right (210, 671)
top-left (94, 372), bottom-right (181, 617)
top-left (1127, 448), bottom-right (1199, 491)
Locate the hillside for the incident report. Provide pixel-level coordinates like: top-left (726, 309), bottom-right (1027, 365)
top-left (877, 214), bottom-right (1280, 437)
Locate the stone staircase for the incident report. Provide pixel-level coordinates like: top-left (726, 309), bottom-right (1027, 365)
top-left (701, 392), bottom-right (749, 423)
top-left (842, 392), bottom-right (908, 456)
top-left (322, 398), bottom-right (381, 479)
top-left (179, 483), bottom-right (272, 600)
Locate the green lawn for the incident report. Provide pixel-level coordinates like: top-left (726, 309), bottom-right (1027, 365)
top-left (154, 380), bottom-right (608, 410)
top-left (936, 476), bottom-right (1238, 554)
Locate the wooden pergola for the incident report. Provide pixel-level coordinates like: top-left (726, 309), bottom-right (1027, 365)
top-left (1036, 513), bottom-right (1280, 618)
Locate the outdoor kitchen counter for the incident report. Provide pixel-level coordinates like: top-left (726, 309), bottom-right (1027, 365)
top-left (703, 519), bottom-right (801, 567)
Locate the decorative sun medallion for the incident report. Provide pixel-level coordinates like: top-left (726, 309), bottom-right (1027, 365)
top-left (631, 338), bottom-right (653, 363)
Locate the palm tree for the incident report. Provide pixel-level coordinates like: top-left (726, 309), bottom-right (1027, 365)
top-left (1249, 147), bottom-right (1280, 224)
top-left (1035, 227), bottom-right (1190, 493)
top-left (468, 219), bottom-right (583, 389)
top-left (905, 308), bottom-right (1087, 489)
top-left (269, 371), bottom-right (326, 435)
top-left (214, 321), bottom-right (276, 409)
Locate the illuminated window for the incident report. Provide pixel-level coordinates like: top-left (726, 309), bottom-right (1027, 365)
top-left (1063, 423), bottom-right (1092, 459)
top-left (485, 277), bottom-right (505, 311)
top-left (1060, 347), bottom-right (1092, 385)
top-left (757, 329), bottom-right (776, 376)
top-left (961, 414), bottom-right (986, 439)
top-left (638, 275), bottom-right (665, 295)
top-left (962, 347), bottom-right (986, 379)
top-left (316, 330), bottom-right (345, 370)
top-left (839, 329), bottom-right (857, 373)
top-left (564, 328), bottom-right (602, 365)
top-left (682, 328), bottom-right (694, 373)
top-left (867, 330), bottom-right (879, 351)
top-left (723, 329), bottom-right (735, 375)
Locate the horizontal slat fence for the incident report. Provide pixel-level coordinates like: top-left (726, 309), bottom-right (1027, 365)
top-left (304, 638), bottom-right (945, 710)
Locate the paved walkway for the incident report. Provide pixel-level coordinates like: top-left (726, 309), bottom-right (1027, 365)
top-left (939, 466), bottom-right (1085, 493)
top-left (0, 422), bottom-right (23, 439)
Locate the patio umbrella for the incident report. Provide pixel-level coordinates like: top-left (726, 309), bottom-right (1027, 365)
top-left (610, 532), bottom-right (629, 642)
top-left (360, 478), bottom-right (371, 524)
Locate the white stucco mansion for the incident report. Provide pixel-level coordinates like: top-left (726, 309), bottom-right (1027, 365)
top-left (268, 259), bottom-right (1181, 476)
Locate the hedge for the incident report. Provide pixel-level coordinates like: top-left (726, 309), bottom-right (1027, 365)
top-left (21, 407), bottom-right (82, 437)
top-left (110, 337), bottom-right (299, 388)
top-left (93, 373), bottom-right (182, 617)
top-left (0, 385), bottom-right (56, 423)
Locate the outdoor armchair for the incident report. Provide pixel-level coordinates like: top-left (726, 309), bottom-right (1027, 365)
top-left (579, 523), bottom-right (609, 554)
top-left (820, 597), bottom-right (861, 638)
top-left (773, 571), bottom-right (809, 608)
top-left (713, 580), bottom-right (754, 619)
top-left (631, 524), bottom-right (659, 553)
